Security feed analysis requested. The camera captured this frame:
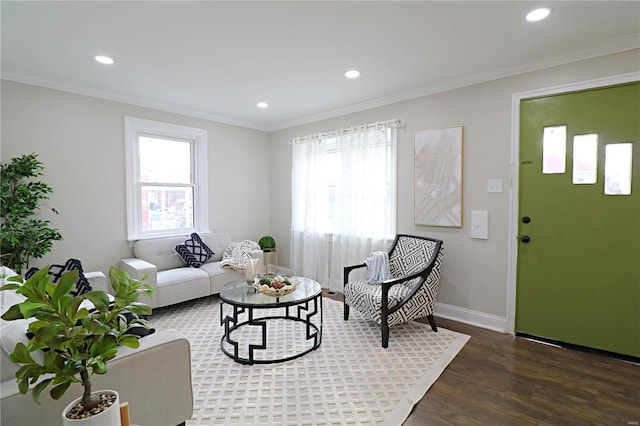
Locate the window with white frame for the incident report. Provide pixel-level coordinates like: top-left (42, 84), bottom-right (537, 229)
top-left (291, 120), bottom-right (397, 240)
top-left (290, 120), bottom-right (398, 290)
top-left (124, 117), bottom-right (208, 240)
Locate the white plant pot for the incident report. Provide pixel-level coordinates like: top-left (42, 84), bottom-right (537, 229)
top-left (62, 390), bottom-right (121, 426)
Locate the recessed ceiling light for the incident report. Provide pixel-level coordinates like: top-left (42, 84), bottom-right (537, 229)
top-left (257, 102), bottom-right (269, 109)
top-left (345, 70), bottom-right (360, 79)
top-left (526, 7), bottom-right (551, 22)
top-left (94, 55), bottom-right (114, 65)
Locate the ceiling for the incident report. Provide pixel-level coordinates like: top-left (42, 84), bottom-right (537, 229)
top-left (2, 1), bottom-right (639, 131)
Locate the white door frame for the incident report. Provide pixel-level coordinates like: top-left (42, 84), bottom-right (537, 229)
top-left (505, 71), bottom-right (640, 334)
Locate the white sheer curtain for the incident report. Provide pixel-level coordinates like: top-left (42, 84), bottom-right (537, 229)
top-left (290, 120), bottom-right (398, 291)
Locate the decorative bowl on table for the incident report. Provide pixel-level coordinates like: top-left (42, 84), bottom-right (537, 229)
top-left (253, 276), bottom-right (298, 297)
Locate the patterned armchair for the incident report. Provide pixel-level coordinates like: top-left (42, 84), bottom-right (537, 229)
top-left (343, 234), bottom-right (444, 348)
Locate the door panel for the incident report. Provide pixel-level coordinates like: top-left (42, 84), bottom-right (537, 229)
top-left (516, 82), bottom-right (640, 357)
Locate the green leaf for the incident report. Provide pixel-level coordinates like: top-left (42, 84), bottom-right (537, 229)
top-left (89, 318), bottom-right (111, 335)
top-left (74, 307), bottom-right (89, 321)
top-left (50, 381), bottom-right (71, 400)
top-left (32, 378), bottom-right (54, 403)
top-left (94, 359), bottom-right (106, 373)
top-left (34, 324), bottom-right (64, 346)
top-left (44, 280), bottom-right (57, 298)
top-left (64, 296), bottom-right (83, 319)
top-left (62, 361), bottom-right (82, 376)
top-left (84, 290), bottom-right (110, 312)
top-left (101, 348), bottom-right (118, 359)
top-left (1, 303), bottom-right (24, 320)
top-left (25, 266), bottom-right (50, 287)
top-left (103, 334), bottom-right (118, 347)
top-left (52, 271), bottom-right (76, 301)
top-left (7, 275), bottom-right (25, 283)
top-left (68, 325), bottom-right (86, 338)
top-left (15, 364), bottom-right (41, 382)
top-left (118, 334), bottom-right (141, 349)
top-left (27, 320), bottom-right (48, 334)
top-left (124, 302), bottom-right (152, 315)
top-left (56, 294), bottom-right (73, 314)
top-left (9, 342), bottom-right (35, 364)
top-left (43, 350), bottom-right (59, 368)
top-left (29, 342), bottom-right (48, 352)
top-left (101, 337), bottom-right (117, 352)
top-left (0, 282), bottom-right (22, 291)
top-left (89, 341), bottom-right (103, 357)
top-left (19, 301), bottom-right (54, 318)
top-left (32, 270), bottom-right (53, 295)
top-left (51, 351), bottom-right (65, 371)
top-left (18, 377), bottom-right (29, 395)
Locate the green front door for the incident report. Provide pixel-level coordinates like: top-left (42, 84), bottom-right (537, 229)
top-left (516, 82), bottom-right (640, 358)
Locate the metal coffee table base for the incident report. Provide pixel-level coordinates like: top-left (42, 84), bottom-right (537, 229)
top-left (220, 294), bottom-right (322, 365)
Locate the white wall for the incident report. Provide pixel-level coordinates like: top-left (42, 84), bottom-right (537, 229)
top-left (1, 81), bottom-right (271, 275)
top-left (268, 49), bottom-right (640, 329)
top-left (2, 49), bottom-right (638, 330)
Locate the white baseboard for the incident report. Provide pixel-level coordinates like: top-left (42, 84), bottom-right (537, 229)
top-left (434, 302), bottom-right (508, 333)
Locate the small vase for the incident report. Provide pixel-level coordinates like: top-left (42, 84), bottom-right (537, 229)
top-left (246, 258), bottom-right (259, 284)
top-left (62, 390), bottom-right (121, 426)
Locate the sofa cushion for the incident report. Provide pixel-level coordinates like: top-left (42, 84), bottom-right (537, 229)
top-left (156, 268), bottom-right (210, 306)
top-left (25, 259), bottom-right (92, 296)
top-left (199, 262), bottom-right (244, 294)
top-left (174, 233), bottom-right (214, 268)
top-left (200, 233), bottom-right (232, 263)
top-left (134, 236), bottom-right (187, 272)
top-left (157, 267), bottom-right (208, 285)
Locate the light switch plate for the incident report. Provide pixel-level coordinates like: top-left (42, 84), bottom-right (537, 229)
top-left (487, 179), bottom-right (503, 193)
top-left (471, 210), bottom-right (489, 239)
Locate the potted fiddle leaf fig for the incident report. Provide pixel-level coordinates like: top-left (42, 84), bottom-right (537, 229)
top-left (0, 266), bottom-right (154, 424)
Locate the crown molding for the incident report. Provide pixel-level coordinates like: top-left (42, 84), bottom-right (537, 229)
top-left (268, 35), bottom-right (639, 131)
top-left (3, 34), bottom-right (638, 134)
top-left (0, 73), bottom-right (270, 132)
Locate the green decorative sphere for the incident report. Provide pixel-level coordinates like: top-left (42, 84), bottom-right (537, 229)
top-left (258, 235), bottom-right (276, 250)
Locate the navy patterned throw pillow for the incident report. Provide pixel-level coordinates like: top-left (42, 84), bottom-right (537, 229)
top-left (25, 258), bottom-right (93, 296)
top-left (174, 233), bottom-right (214, 268)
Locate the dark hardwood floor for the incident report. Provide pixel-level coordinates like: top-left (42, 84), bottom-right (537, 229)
top-left (325, 291), bottom-right (640, 425)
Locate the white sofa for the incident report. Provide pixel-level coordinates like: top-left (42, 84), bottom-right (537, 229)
top-left (119, 232), bottom-right (262, 309)
top-left (0, 267), bottom-right (193, 426)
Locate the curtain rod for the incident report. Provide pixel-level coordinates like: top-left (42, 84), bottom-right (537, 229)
top-left (289, 119), bottom-right (401, 144)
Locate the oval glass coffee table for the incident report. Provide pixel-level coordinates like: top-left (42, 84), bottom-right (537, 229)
top-left (219, 276), bottom-right (322, 365)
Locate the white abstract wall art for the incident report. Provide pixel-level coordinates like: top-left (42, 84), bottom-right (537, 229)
top-left (414, 126), bottom-right (463, 227)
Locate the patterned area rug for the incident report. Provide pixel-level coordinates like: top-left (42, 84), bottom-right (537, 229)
top-left (150, 295), bottom-right (469, 425)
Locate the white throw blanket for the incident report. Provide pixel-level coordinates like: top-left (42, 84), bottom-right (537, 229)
top-left (364, 251), bottom-right (391, 284)
top-left (219, 240), bottom-right (260, 272)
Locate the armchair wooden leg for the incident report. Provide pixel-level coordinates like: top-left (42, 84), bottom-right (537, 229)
top-left (382, 325), bottom-right (389, 348)
top-left (344, 303), bottom-right (350, 320)
top-left (382, 318), bottom-right (389, 348)
top-left (427, 314), bottom-right (438, 332)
